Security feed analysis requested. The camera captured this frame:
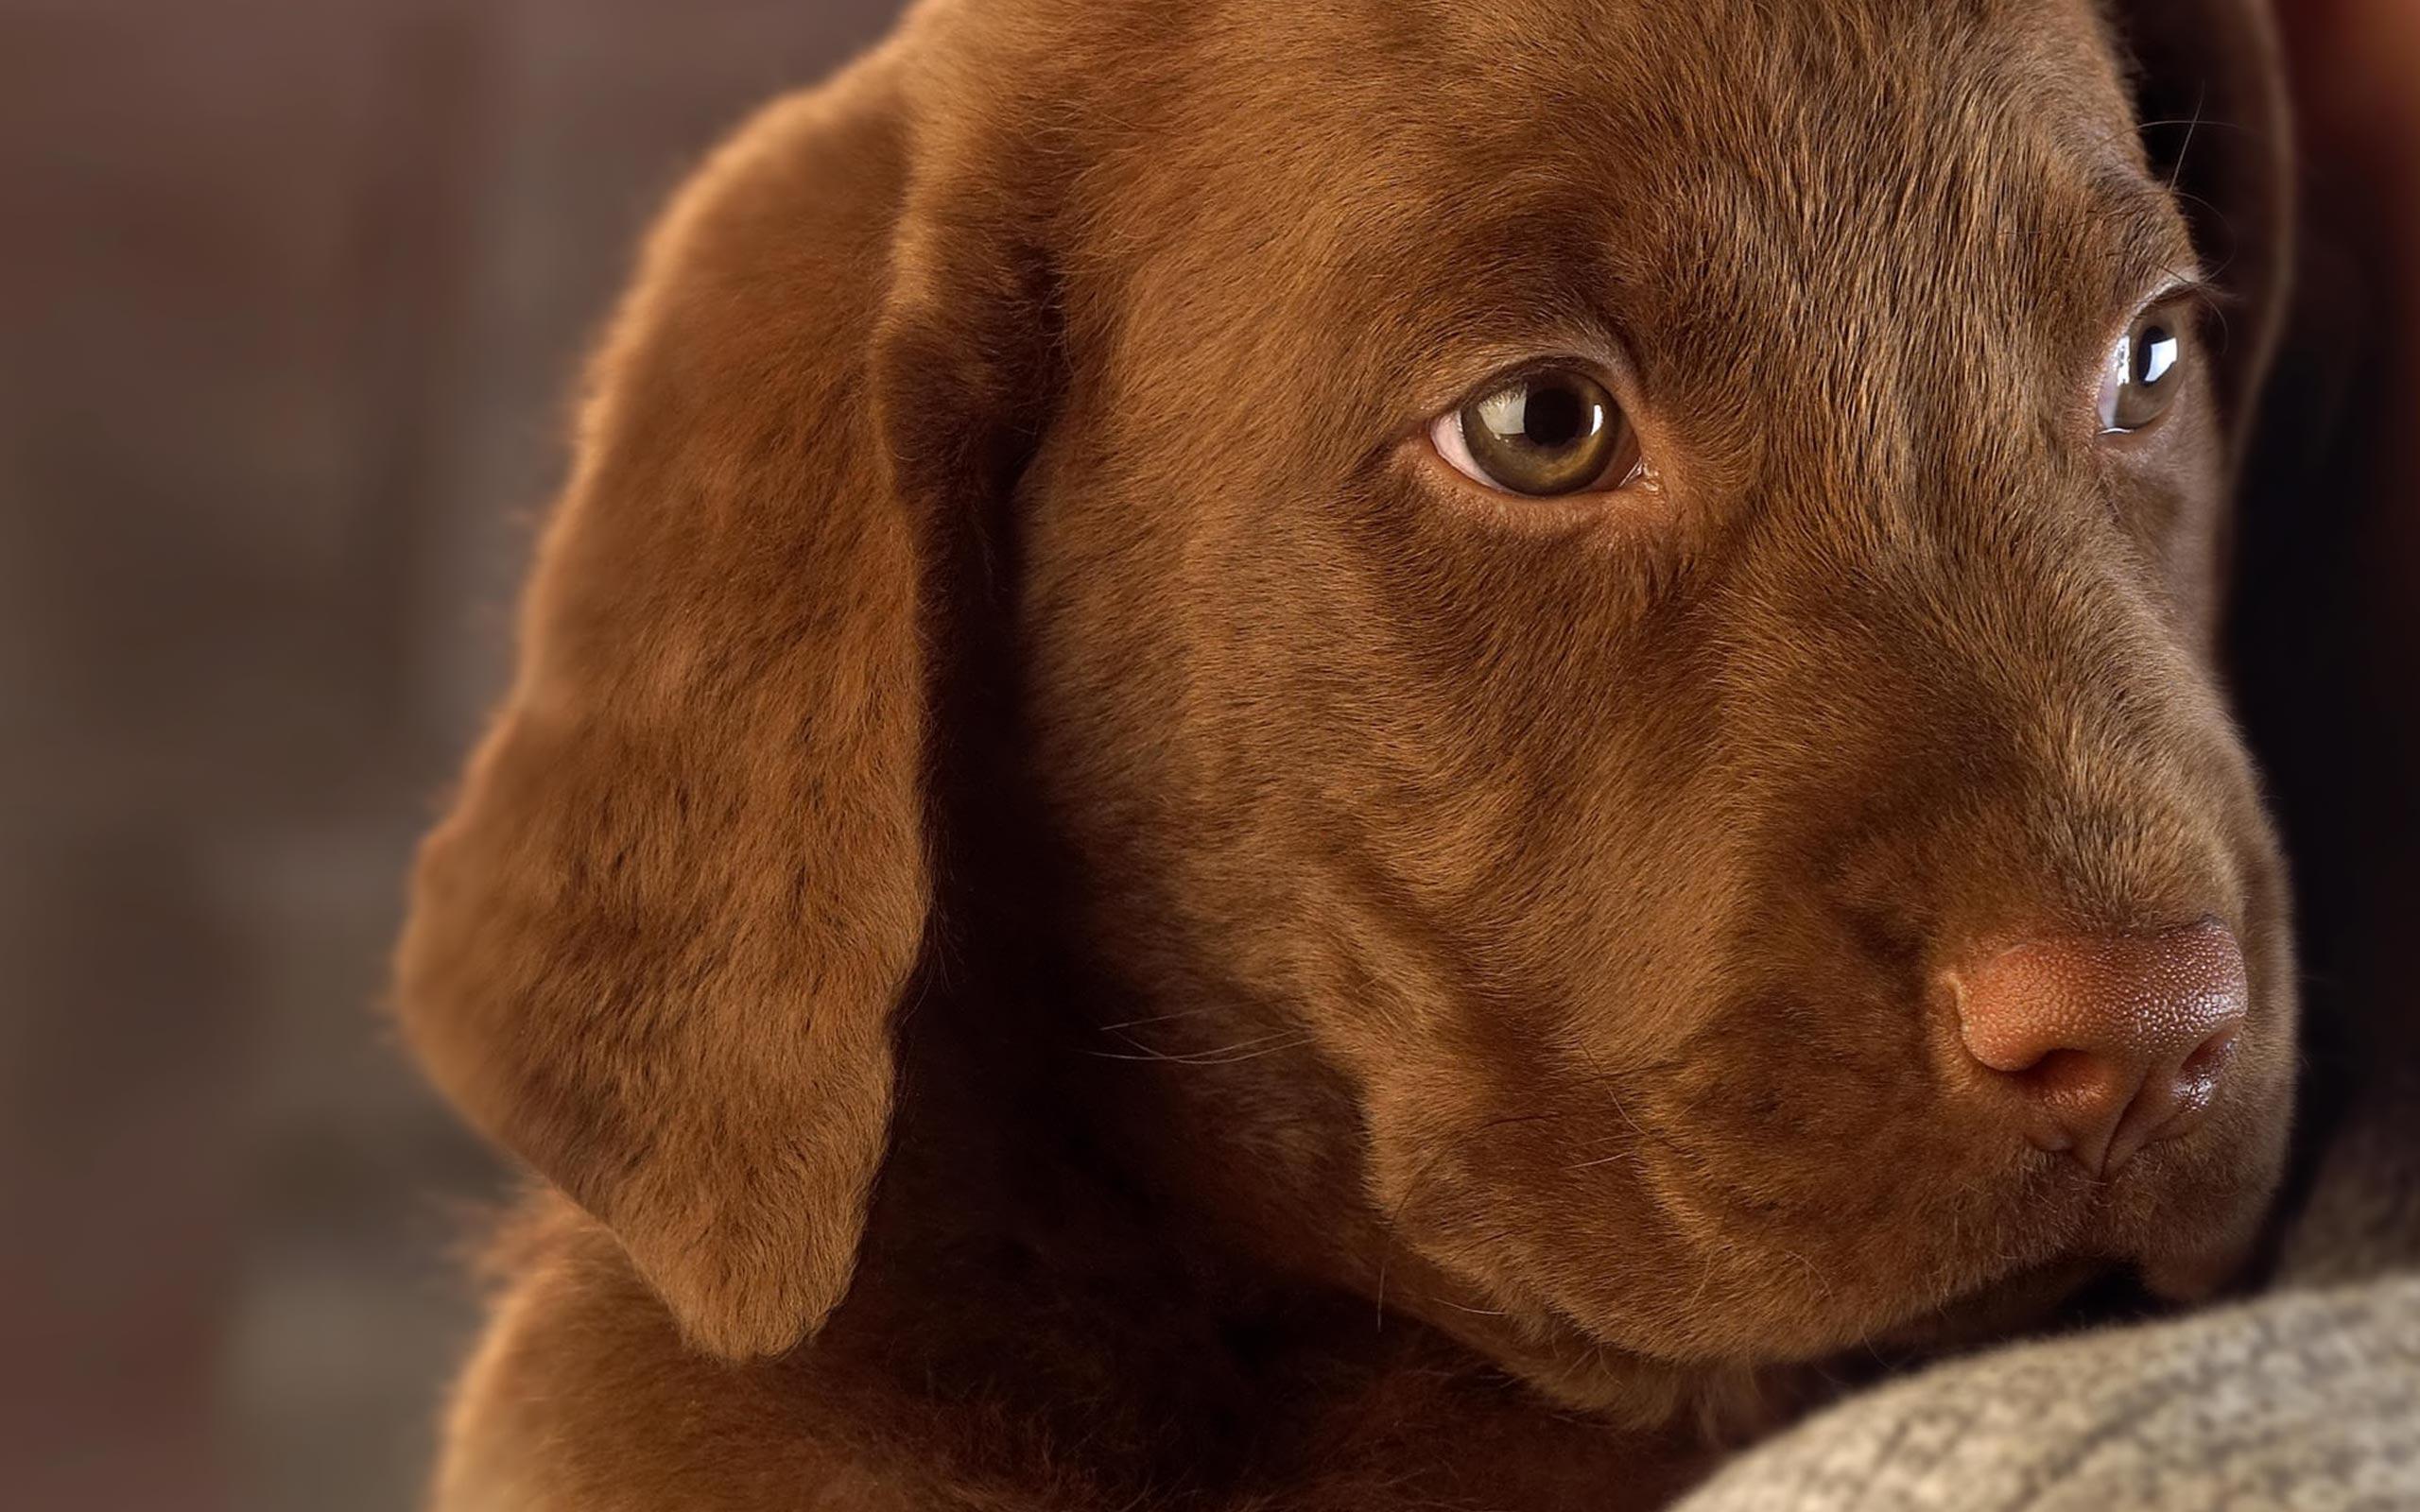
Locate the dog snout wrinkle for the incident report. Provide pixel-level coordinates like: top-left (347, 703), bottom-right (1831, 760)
top-left (1952, 919), bottom-right (2248, 1177)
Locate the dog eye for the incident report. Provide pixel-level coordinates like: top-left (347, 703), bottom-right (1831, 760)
top-left (2097, 306), bottom-right (2189, 435)
top-left (1430, 368), bottom-right (1643, 497)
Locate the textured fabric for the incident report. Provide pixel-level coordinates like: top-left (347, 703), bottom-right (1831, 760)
top-left (1679, 1278), bottom-right (2420, 1511)
top-left (1679, 1076), bottom-right (2420, 1510)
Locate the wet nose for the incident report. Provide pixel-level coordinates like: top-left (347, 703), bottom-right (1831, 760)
top-left (1953, 919), bottom-right (2248, 1177)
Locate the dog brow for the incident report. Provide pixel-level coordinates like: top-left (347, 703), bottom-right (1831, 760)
top-left (2092, 168), bottom-right (2210, 300)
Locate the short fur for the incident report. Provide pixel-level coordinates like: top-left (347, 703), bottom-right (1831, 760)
top-left (396, 0), bottom-right (2299, 1506)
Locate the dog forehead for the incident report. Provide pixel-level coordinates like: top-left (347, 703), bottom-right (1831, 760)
top-left (1341, 0), bottom-right (2149, 307)
top-left (1052, 0), bottom-right (2175, 483)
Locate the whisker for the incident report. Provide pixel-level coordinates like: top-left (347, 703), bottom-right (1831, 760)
top-left (2164, 90), bottom-right (2206, 194)
top-left (1094, 1005), bottom-right (1231, 1031)
top-left (1432, 1297), bottom-right (1511, 1317)
top-left (1570, 1040), bottom-right (1692, 1164)
top-left (1563, 1151), bottom-right (1642, 1172)
top-left (1084, 1033), bottom-right (1313, 1067)
top-left (2137, 116), bottom-right (2259, 136)
top-left (1374, 1108), bottom-right (1569, 1331)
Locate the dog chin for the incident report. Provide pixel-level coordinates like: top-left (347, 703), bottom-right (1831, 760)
top-left (1870, 1181), bottom-right (2277, 1349)
top-left (1478, 1321), bottom-right (1819, 1439)
top-left (1493, 1207), bottom-right (2271, 1433)
top-left (1856, 1258), bottom-right (2110, 1356)
top-left (1828, 1172), bottom-right (2278, 1367)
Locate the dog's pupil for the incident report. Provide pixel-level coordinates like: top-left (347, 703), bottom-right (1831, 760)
top-left (1524, 385), bottom-right (1587, 449)
top-left (2135, 326), bottom-right (2178, 387)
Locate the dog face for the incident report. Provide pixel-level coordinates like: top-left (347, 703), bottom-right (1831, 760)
top-left (398, 0), bottom-right (2297, 1421)
top-left (1012, 0), bottom-right (2297, 1403)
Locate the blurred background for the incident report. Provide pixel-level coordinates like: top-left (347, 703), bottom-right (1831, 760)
top-left (4, 4), bottom-right (903, 1509)
top-left (2, 4), bottom-right (2411, 1512)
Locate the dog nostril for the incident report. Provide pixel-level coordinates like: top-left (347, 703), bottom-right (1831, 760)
top-left (1952, 919), bottom-right (2249, 1177)
top-left (2180, 1024), bottom-right (2239, 1084)
top-left (2009, 1046), bottom-right (2102, 1102)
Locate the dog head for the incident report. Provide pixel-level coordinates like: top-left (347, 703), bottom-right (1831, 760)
top-left (398, 0), bottom-right (2297, 1420)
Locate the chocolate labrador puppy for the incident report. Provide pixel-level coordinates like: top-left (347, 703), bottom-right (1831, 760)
top-left (397, 0), bottom-right (2298, 1505)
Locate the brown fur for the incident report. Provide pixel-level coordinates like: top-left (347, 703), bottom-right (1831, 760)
top-left (395, 0), bottom-right (2299, 1505)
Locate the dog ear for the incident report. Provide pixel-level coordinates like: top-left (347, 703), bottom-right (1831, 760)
top-left (2108, 0), bottom-right (2295, 442)
top-left (394, 57), bottom-right (1055, 1360)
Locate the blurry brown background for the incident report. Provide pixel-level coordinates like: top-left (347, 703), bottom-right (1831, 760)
top-left (4, 4), bottom-right (901, 1508)
top-left (5, 4), bottom-right (2414, 1512)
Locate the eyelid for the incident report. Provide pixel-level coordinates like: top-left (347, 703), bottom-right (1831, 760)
top-left (1392, 324), bottom-right (1642, 435)
top-left (2139, 279), bottom-right (2224, 335)
top-left (2148, 274), bottom-right (2216, 306)
top-left (1415, 354), bottom-right (1607, 439)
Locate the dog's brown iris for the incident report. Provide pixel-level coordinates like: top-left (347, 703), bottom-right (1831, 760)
top-left (2100, 308), bottom-right (2188, 433)
top-left (1458, 369), bottom-right (1636, 495)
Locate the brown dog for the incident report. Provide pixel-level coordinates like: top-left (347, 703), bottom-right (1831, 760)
top-left (396, 0), bottom-right (2300, 1505)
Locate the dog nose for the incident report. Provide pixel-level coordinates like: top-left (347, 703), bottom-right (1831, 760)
top-left (1953, 919), bottom-right (2247, 1177)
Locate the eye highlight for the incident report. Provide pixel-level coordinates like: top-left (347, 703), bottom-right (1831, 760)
top-left (2097, 302), bottom-right (2192, 435)
top-left (1431, 366), bottom-right (1644, 497)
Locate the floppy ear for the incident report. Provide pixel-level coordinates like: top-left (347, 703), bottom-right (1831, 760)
top-left (2108, 0), bottom-right (2295, 443)
top-left (395, 53), bottom-right (1055, 1360)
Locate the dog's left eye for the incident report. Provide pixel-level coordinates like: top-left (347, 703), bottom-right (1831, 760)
top-left (1429, 367), bottom-right (1644, 497)
top-left (2097, 305), bottom-right (2190, 434)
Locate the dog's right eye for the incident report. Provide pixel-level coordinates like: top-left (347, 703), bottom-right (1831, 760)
top-left (1430, 368), bottom-right (1644, 498)
top-left (2096, 301), bottom-right (2195, 435)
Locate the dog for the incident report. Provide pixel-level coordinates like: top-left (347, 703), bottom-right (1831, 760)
top-left (395, 0), bottom-right (2299, 1505)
